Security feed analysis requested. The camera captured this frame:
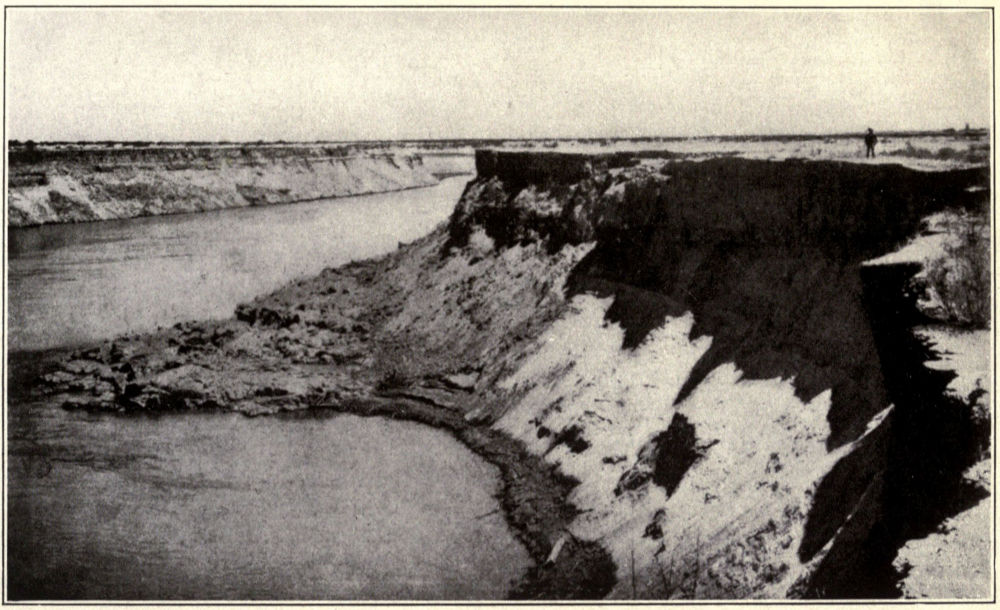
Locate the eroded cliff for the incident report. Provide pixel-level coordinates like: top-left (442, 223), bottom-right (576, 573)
top-left (31, 150), bottom-right (991, 599)
top-left (7, 145), bottom-right (438, 226)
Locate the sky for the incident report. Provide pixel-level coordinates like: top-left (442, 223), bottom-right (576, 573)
top-left (5, 8), bottom-right (993, 141)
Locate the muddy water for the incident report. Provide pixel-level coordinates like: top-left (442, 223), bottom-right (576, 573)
top-left (7, 176), bottom-right (532, 599)
top-left (8, 177), bottom-right (469, 352)
top-left (7, 400), bottom-right (530, 600)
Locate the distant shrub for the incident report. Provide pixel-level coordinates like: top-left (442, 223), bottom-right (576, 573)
top-left (372, 338), bottom-right (419, 391)
top-left (923, 214), bottom-right (990, 328)
top-left (375, 365), bottom-right (414, 391)
top-left (936, 146), bottom-right (956, 159)
top-left (889, 141), bottom-right (989, 165)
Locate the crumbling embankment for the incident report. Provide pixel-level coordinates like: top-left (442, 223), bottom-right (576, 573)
top-left (7, 145), bottom-right (438, 226)
top-left (32, 150), bottom-right (990, 599)
top-left (447, 151), bottom-right (988, 598)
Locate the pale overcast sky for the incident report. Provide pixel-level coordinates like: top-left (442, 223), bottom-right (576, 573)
top-left (5, 8), bottom-right (992, 141)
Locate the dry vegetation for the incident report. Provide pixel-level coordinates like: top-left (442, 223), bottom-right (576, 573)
top-left (923, 213), bottom-right (991, 328)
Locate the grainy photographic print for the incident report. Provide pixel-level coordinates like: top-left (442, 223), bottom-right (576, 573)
top-left (3, 5), bottom-right (994, 603)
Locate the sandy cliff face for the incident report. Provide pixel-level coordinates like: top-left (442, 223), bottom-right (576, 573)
top-left (7, 146), bottom-right (438, 226)
top-left (446, 151), bottom-right (989, 598)
top-left (34, 150), bottom-right (991, 599)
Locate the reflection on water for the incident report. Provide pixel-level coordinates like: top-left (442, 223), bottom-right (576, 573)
top-left (8, 178), bottom-right (468, 352)
top-left (7, 400), bottom-right (529, 600)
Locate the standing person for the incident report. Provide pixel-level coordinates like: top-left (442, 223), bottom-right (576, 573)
top-left (864, 128), bottom-right (877, 158)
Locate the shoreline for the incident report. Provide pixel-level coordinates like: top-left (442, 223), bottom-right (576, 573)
top-left (7, 179), bottom-right (452, 231)
top-left (7, 346), bottom-right (617, 600)
top-left (7, 147), bottom-right (442, 228)
top-left (335, 393), bottom-right (617, 599)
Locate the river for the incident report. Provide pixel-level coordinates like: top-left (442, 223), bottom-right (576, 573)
top-left (6, 177), bottom-right (533, 600)
top-left (8, 178), bottom-right (469, 352)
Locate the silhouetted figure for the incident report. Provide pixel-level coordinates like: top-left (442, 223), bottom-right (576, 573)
top-left (864, 128), bottom-right (877, 158)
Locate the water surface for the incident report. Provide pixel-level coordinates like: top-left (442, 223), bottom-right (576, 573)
top-left (8, 401), bottom-right (529, 600)
top-left (8, 178), bottom-right (468, 351)
top-left (7, 177), bottom-right (531, 600)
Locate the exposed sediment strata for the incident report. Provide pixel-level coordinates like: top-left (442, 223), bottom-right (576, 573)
top-left (7, 145), bottom-right (438, 226)
top-left (29, 150), bottom-right (991, 599)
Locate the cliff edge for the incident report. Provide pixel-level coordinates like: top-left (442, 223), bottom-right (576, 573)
top-left (32, 150), bottom-right (991, 599)
top-left (7, 145), bottom-right (438, 226)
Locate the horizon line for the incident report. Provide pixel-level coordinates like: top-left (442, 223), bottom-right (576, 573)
top-left (7, 126), bottom-right (991, 146)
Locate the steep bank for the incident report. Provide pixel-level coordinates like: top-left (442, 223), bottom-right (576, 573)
top-left (7, 145), bottom-right (438, 226)
top-left (28, 150), bottom-right (991, 599)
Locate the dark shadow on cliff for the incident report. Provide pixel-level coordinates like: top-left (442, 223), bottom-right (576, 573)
top-left (564, 159), bottom-right (987, 448)
top-left (558, 160), bottom-right (988, 596)
top-left (798, 262), bottom-right (989, 598)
